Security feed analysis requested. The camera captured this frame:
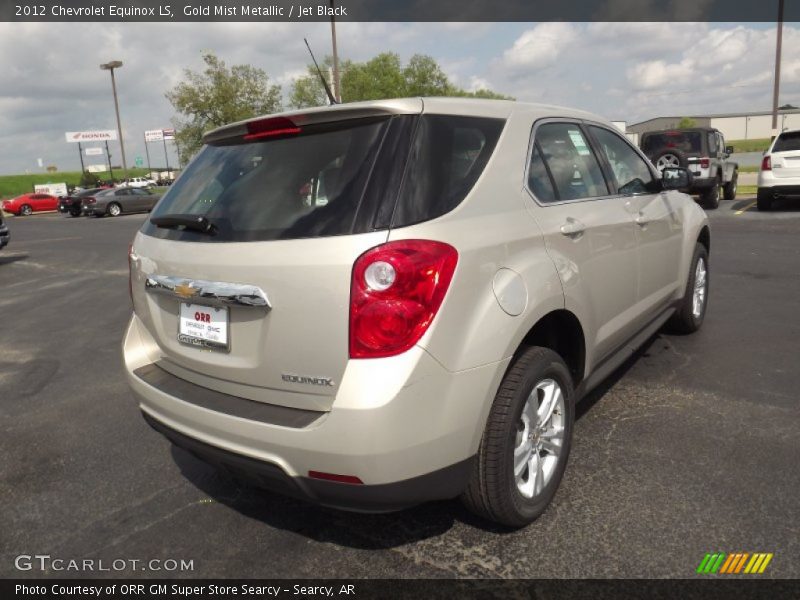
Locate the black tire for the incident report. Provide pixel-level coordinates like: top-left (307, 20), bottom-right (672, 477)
top-left (665, 243), bottom-right (709, 334)
top-left (699, 177), bottom-right (721, 209)
top-left (107, 202), bottom-right (122, 217)
top-left (756, 188), bottom-right (773, 211)
top-left (19, 204), bottom-right (33, 216)
top-left (723, 171), bottom-right (738, 200)
top-left (652, 148), bottom-right (689, 170)
top-left (461, 346), bottom-right (575, 528)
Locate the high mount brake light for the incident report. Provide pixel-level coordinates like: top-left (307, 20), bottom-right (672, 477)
top-left (244, 117), bottom-right (301, 141)
top-left (349, 240), bottom-right (458, 359)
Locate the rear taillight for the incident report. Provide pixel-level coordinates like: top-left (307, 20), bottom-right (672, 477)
top-left (761, 155), bottom-right (772, 171)
top-left (85, 196), bottom-right (96, 204)
top-left (349, 240), bottom-right (458, 359)
top-left (699, 157), bottom-right (710, 169)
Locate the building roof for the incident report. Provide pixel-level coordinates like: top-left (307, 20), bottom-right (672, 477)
top-left (631, 108), bottom-right (800, 128)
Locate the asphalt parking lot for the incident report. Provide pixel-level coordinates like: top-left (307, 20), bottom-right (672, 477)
top-left (1, 198), bottom-right (799, 579)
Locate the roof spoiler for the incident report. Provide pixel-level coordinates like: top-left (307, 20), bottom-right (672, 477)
top-left (203, 100), bottom-right (423, 145)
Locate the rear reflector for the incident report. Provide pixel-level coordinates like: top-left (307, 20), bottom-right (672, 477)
top-left (307, 471), bottom-right (364, 485)
top-left (244, 116), bottom-right (301, 141)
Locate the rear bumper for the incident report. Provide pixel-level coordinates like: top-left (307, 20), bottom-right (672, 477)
top-left (143, 411), bottom-right (473, 512)
top-left (123, 313), bottom-right (506, 512)
top-left (688, 177), bottom-right (716, 191)
top-left (757, 184), bottom-right (800, 198)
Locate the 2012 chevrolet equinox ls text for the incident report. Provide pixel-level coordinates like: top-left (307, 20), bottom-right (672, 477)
top-left (124, 98), bottom-right (709, 527)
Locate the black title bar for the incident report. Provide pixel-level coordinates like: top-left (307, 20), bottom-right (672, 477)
top-left (1, 0), bottom-right (799, 22)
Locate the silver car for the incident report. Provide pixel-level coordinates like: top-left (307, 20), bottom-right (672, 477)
top-left (124, 98), bottom-right (709, 527)
top-left (83, 187), bottom-right (159, 217)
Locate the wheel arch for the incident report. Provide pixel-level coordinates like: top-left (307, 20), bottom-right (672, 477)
top-left (514, 309), bottom-right (586, 387)
top-left (697, 225), bottom-right (710, 255)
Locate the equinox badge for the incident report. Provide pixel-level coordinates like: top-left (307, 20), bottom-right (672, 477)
top-left (282, 374), bottom-right (335, 387)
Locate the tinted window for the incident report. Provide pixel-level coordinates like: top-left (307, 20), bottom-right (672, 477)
top-left (535, 123), bottom-right (608, 200)
top-left (390, 115), bottom-right (504, 228)
top-left (589, 126), bottom-right (657, 195)
top-left (131, 188), bottom-right (149, 196)
top-left (773, 131), bottom-right (800, 152)
top-left (527, 144), bottom-right (557, 202)
top-left (144, 118), bottom-right (391, 242)
top-left (708, 132), bottom-right (717, 154)
top-left (642, 131), bottom-right (703, 155)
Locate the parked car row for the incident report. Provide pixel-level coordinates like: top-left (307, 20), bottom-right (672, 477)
top-left (1, 186), bottom-right (160, 218)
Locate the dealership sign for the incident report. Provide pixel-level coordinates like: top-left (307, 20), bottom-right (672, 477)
top-left (85, 147), bottom-right (104, 156)
top-left (145, 129), bottom-right (164, 142)
top-left (65, 130), bottom-right (117, 143)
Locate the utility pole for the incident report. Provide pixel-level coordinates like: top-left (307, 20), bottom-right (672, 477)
top-left (77, 142), bottom-right (85, 174)
top-left (771, 0), bottom-right (784, 140)
top-left (330, 0), bottom-right (341, 102)
top-left (105, 141), bottom-right (114, 181)
top-left (144, 133), bottom-right (152, 175)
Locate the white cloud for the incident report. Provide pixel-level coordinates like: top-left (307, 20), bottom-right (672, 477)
top-left (500, 23), bottom-right (577, 71)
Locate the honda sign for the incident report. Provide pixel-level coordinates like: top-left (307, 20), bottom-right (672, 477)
top-left (65, 130), bottom-right (118, 143)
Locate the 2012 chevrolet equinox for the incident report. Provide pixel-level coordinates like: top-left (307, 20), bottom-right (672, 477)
top-left (124, 98), bottom-right (709, 527)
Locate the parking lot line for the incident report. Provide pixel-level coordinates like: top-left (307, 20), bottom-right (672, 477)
top-left (735, 200), bottom-right (757, 215)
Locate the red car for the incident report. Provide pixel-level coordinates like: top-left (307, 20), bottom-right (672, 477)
top-left (1, 193), bottom-right (59, 216)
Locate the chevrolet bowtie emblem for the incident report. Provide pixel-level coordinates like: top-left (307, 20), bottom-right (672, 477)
top-left (174, 282), bottom-right (199, 299)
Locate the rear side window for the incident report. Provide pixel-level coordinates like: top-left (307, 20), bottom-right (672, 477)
top-left (773, 131), bottom-right (800, 152)
top-left (527, 144), bottom-right (557, 203)
top-left (143, 118), bottom-right (391, 242)
top-left (534, 123), bottom-right (608, 200)
top-left (390, 115), bottom-right (504, 228)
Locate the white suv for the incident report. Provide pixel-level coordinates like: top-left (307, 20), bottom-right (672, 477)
top-left (757, 129), bottom-right (800, 210)
top-left (124, 98), bottom-right (710, 527)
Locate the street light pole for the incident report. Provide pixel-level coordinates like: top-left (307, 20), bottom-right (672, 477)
top-left (100, 60), bottom-right (128, 182)
top-left (770, 0), bottom-right (784, 140)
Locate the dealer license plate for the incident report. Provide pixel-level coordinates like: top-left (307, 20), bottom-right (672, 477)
top-left (178, 303), bottom-right (229, 351)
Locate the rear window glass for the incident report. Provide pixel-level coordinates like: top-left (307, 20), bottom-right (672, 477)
top-left (642, 131), bottom-right (703, 155)
top-left (390, 115), bottom-right (504, 228)
top-left (773, 131), bottom-right (800, 152)
top-left (142, 118), bottom-right (390, 242)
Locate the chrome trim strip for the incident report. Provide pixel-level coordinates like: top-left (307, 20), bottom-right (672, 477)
top-left (144, 274), bottom-right (271, 309)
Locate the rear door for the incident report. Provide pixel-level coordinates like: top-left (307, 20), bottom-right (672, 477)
top-left (771, 131), bottom-right (800, 178)
top-left (130, 112), bottom-right (416, 411)
top-left (587, 124), bottom-right (683, 321)
top-left (526, 120), bottom-right (640, 366)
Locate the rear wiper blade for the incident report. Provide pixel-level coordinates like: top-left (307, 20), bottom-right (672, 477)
top-left (150, 214), bottom-right (217, 235)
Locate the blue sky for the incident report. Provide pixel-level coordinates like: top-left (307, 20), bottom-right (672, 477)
top-left (0, 22), bottom-right (798, 175)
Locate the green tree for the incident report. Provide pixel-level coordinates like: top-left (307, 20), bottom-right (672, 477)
top-left (677, 117), bottom-right (697, 129)
top-left (166, 52), bottom-right (282, 160)
top-left (289, 52), bottom-right (513, 109)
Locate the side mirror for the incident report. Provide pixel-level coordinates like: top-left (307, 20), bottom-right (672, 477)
top-left (725, 145), bottom-right (734, 155)
top-left (661, 167), bottom-right (692, 190)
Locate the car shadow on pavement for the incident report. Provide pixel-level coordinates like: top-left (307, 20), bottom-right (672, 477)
top-left (0, 252), bottom-right (27, 266)
top-left (168, 334), bottom-right (661, 547)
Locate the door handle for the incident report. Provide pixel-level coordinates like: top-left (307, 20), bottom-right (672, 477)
top-left (560, 218), bottom-right (586, 238)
